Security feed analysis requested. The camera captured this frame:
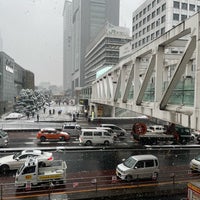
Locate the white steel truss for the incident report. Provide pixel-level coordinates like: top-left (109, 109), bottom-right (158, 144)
top-left (91, 13), bottom-right (200, 130)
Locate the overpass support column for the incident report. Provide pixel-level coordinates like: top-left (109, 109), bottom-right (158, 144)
top-left (134, 58), bottom-right (140, 102)
top-left (155, 46), bottom-right (164, 102)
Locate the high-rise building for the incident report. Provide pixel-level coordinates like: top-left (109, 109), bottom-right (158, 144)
top-left (69, 0), bottom-right (120, 96)
top-left (131, 0), bottom-right (200, 51)
top-left (63, 1), bottom-right (72, 93)
top-left (84, 23), bottom-right (131, 87)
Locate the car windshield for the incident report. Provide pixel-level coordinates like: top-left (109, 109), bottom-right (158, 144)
top-left (13, 152), bottom-right (22, 159)
top-left (195, 155), bottom-right (200, 161)
top-left (123, 157), bottom-right (137, 168)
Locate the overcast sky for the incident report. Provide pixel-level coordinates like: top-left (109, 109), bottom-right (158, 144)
top-left (0, 0), bottom-right (145, 86)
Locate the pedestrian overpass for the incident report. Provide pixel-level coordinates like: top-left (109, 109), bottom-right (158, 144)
top-left (91, 12), bottom-right (200, 130)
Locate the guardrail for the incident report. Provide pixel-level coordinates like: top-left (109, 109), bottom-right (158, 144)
top-left (0, 168), bottom-right (197, 199)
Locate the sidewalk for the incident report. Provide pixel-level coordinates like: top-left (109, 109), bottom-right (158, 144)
top-left (0, 104), bottom-right (87, 131)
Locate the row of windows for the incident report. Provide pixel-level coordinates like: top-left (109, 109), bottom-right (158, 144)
top-left (173, 13), bottom-right (188, 21)
top-left (174, 1), bottom-right (200, 11)
top-left (132, 27), bottom-right (165, 50)
top-left (132, 4), bottom-right (166, 31)
top-left (132, 15), bottom-right (165, 40)
top-left (133, 1), bottom-right (165, 23)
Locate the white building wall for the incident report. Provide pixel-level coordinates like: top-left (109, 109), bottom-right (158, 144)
top-left (131, 0), bottom-right (200, 52)
top-left (63, 1), bottom-right (72, 91)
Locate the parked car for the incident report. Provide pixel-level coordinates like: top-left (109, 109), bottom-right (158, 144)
top-left (37, 128), bottom-right (70, 142)
top-left (79, 128), bottom-right (114, 146)
top-left (99, 124), bottom-right (127, 137)
top-left (0, 129), bottom-right (9, 147)
top-left (4, 112), bottom-right (24, 120)
top-left (190, 155), bottom-right (200, 172)
top-left (62, 123), bottom-right (81, 138)
top-left (116, 154), bottom-right (159, 182)
top-left (0, 149), bottom-right (53, 174)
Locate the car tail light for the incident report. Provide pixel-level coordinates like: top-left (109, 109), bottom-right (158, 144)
top-left (48, 156), bottom-right (53, 161)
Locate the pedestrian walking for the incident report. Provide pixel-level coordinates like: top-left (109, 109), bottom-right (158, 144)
top-left (37, 114), bottom-right (39, 122)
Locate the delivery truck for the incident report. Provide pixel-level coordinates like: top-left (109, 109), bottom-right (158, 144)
top-left (15, 157), bottom-right (67, 188)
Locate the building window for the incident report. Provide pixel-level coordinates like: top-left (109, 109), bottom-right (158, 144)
top-left (148, 4), bottom-right (151, 11)
top-left (152, 11), bottom-right (156, 18)
top-left (152, 0), bottom-right (156, 7)
top-left (182, 3), bottom-right (188, 10)
top-left (143, 8), bottom-right (146, 15)
top-left (139, 11), bottom-right (142, 17)
top-left (143, 17), bottom-right (146, 24)
top-left (173, 1), bottom-right (180, 9)
top-left (161, 15), bottom-right (166, 23)
top-left (139, 31), bottom-right (142, 36)
top-left (135, 33), bottom-right (138, 38)
top-left (198, 6), bottom-right (200, 11)
top-left (143, 28), bottom-right (146, 34)
top-left (136, 23), bottom-right (138, 29)
top-left (156, 19), bottom-right (160, 26)
top-left (147, 14), bottom-right (151, 21)
top-left (181, 14), bottom-right (187, 21)
top-left (132, 35), bottom-right (135, 40)
top-left (133, 17), bottom-right (135, 23)
top-left (189, 4), bottom-right (195, 11)
top-left (132, 26), bottom-right (135, 32)
top-left (138, 40), bottom-right (141, 46)
top-left (161, 27), bottom-right (165, 34)
top-left (136, 14), bottom-right (138, 20)
top-left (157, 7), bottom-right (160, 15)
top-left (162, 3), bottom-right (166, 11)
top-left (142, 38), bottom-right (145, 44)
top-left (146, 35), bottom-right (150, 42)
top-left (173, 13), bottom-right (179, 21)
top-left (135, 42), bottom-right (138, 48)
top-left (151, 33), bottom-right (155, 40)
top-left (139, 21), bottom-right (142, 27)
top-left (156, 30), bottom-right (160, 37)
top-left (157, 0), bottom-right (160, 3)
top-left (147, 25), bottom-right (150, 32)
top-left (132, 43), bottom-right (134, 49)
top-left (151, 22), bottom-right (155, 29)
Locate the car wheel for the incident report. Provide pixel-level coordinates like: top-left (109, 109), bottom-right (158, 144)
top-left (38, 162), bottom-right (46, 167)
top-left (104, 140), bottom-right (110, 146)
top-left (152, 172), bottom-right (158, 181)
top-left (85, 140), bottom-right (92, 146)
top-left (125, 175), bottom-right (133, 182)
top-left (60, 136), bottom-right (65, 141)
top-left (0, 165), bottom-right (9, 174)
top-left (40, 136), bottom-right (46, 142)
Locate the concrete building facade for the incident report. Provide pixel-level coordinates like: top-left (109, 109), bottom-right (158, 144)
top-left (70, 0), bottom-right (120, 98)
top-left (131, 0), bottom-right (200, 51)
top-left (84, 23), bottom-right (131, 87)
top-left (63, 1), bottom-right (72, 93)
top-left (0, 51), bottom-right (34, 115)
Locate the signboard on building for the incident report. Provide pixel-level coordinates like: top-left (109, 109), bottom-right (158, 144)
top-left (79, 99), bottom-right (88, 106)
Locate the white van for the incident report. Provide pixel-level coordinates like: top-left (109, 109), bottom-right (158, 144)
top-left (0, 129), bottom-right (9, 147)
top-left (116, 154), bottom-right (159, 181)
top-left (62, 123), bottom-right (81, 138)
top-left (79, 129), bottom-right (114, 146)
